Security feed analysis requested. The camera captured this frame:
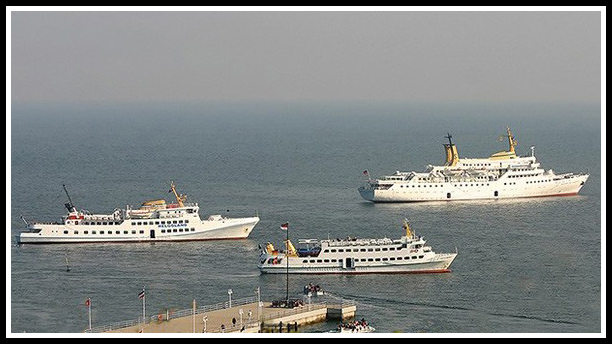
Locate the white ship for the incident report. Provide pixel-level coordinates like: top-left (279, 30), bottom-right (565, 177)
top-left (18, 182), bottom-right (260, 244)
top-left (258, 219), bottom-right (457, 274)
top-left (358, 127), bottom-right (589, 202)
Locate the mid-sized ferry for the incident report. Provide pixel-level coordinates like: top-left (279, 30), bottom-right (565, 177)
top-left (17, 182), bottom-right (260, 244)
top-left (258, 219), bottom-right (457, 274)
top-left (358, 127), bottom-right (589, 202)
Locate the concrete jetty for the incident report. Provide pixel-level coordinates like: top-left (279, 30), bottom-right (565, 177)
top-left (88, 295), bottom-right (356, 333)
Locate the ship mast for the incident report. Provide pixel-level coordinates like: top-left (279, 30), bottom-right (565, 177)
top-left (506, 126), bottom-right (517, 154)
top-left (62, 184), bottom-right (76, 212)
top-left (403, 218), bottom-right (413, 238)
top-left (169, 181), bottom-right (185, 207)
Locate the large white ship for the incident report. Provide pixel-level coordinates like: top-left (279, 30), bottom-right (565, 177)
top-left (258, 219), bottom-right (457, 274)
top-left (18, 182), bottom-right (260, 244)
top-left (358, 127), bottom-right (589, 202)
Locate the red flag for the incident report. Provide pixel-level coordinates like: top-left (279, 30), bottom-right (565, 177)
top-left (363, 170), bottom-right (369, 175)
top-left (280, 223), bottom-right (288, 231)
top-left (85, 298), bottom-right (91, 307)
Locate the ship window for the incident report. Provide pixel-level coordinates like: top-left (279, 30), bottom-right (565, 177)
top-left (173, 229), bottom-right (177, 233)
top-left (338, 249), bottom-right (344, 252)
top-left (397, 257), bottom-right (402, 260)
top-left (331, 249), bottom-right (336, 253)
top-left (137, 222), bottom-right (142, 225)
top-left (375, 258), bottom-right (381, 262)
top-left (100, 231), bottom-right (105, 234)
top-left (390, 247), bottom-right (395, 251)
top-left (390, 257), bottom-right (395, 261)
top-left (360, 248), bottom-right (366, 252)
top-left (324, 259), bottom-right (330, 263)
top-left (161, 230), bottom-right (166, 233)
top-left (84, 231), bottom-right (89, 234)
top-left (92, 231), bottom-right (97, 234)
top-left (302, 260), bottom-right (308, 263)
top-left (419, 255), bottom-right (424, 259)
top-left (185, 220), bottom-right (189, 223)
top-left (382, 258), bottom-right (388, 261)
top-left (412, 256), bottom-right (417, 259)
top-left (173, 220), bottom-right (177, 224)
top-left (63, 230), bottom-right (68, 234)
top-left (179, 220), bottom-right (183, 223)
top-left (317, 260), bottom-right (322, 263)
top-left (375, 248), bottom-right (380, 252)
top-left (124, 231), bottom-right (128, 234)
top-left (405, 256), bottom-right (410, 260)
top-left (132, 230), bottom-right (136, 234)
top-left (367, 248), bottom-right (373, 252)
top-left (382, 248), bottom-right (388, 251)
top-left (191, 228), bottom-right (195, 231)
top-left (179, 228), bottom-right (183, 232)
top-left (139, 230), bottom-right (144, 234)
top-left (368, 258), bottom-right (374, 262)
top-left (74, 231), bottom-right (78, 234)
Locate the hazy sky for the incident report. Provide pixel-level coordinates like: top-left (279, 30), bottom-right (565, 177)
top-left (10, 10), bottom-right (602, 104)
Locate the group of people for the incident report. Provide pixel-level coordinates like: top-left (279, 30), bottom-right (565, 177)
top-left (303, 283), bottom-right (323, 295)
top-left (271, 298), bottom-right (304, 308)
top-left (338, 319), bottom-right (372, 333)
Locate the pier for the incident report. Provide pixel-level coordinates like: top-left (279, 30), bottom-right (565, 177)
top-left (85, 293), bottom-right (356, 333)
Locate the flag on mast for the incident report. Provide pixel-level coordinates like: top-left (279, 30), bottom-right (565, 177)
top-left (138, 288), bottom-right (145, 299)
top-left (280, 223), bottom-right (288, 231)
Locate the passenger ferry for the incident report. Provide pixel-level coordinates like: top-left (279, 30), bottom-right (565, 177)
top-left (258, 219), bottom-right (457, 274)
top-left (17, 182), bottom-right (260, 244)
top-left (358, 127), bottom-right (589, 202)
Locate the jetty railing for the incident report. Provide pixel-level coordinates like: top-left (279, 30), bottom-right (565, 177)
top-left (84, 295), bottom-right (258, 333)
top-left (84, 294), bottom-right (357, 333)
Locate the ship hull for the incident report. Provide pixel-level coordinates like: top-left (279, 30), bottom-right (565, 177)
top-left (359, 174), bottom-right (588, 202)
top-left (18, 217), bottom-right (259, 244)
top-left (259, 253), bottom-right (456, 275)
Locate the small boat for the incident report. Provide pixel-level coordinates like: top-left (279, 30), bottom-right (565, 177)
top-left (335, 319), bottom-right (375, 333)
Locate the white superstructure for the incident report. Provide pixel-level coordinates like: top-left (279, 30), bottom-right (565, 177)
top-left (358, 127), bottom-right (589, 202)
top-left (258, 219), bottom-right (457, 274)
top-left (18, 182), bottom-right (260, 244)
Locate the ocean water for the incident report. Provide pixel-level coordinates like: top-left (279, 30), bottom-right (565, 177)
top-left (9, 102), bottom-right (602, 333)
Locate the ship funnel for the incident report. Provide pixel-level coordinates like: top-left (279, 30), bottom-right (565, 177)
top-left (443, 133), bottom-right (459, 166)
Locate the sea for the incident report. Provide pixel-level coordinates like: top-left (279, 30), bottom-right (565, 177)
top-left (9, 101), bottom-right (602, 334)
